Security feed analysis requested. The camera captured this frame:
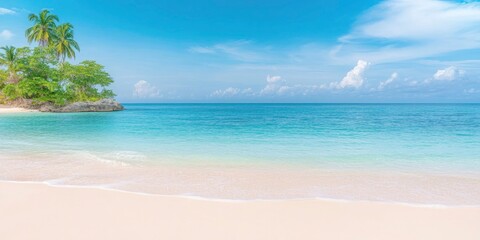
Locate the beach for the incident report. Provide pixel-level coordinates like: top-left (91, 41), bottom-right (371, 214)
top-left (0, 106), bottom-right (38, 114)
top-left (2, 0), bottom-right (480, 239)
top-left (1, 104), bottom-right (480, 239)
top-left (1, 181), bottom-right (479, 240)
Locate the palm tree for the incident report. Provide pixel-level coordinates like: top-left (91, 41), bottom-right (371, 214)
top-left (0, 46), bottom-right (20, 83)
top-left (53, 23), bottom-right (80, 62)
top-left (25, 10), bottom-right (59, 47)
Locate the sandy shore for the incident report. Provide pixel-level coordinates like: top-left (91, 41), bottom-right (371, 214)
top-left (0, 105), bottom-right (38, 113)
top-left (0, 182), bottom-right (479, 240)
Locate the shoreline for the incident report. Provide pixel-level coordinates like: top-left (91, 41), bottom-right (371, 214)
top-left (1, 181), bottom-right (479, 240)
top-left (0, 98), bottom-right (123, 113)
top-left (11, 179), bottom-right (480, 208)
top-left (2, 151), bottom-right (480, 205)
top-left (4, 179), bottom-right (476, 208)
top-left (0, 105), bottom-right (38, 114)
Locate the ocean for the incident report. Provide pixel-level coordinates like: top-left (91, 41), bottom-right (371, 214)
top-left (1, 104), bottom-right (479, 205)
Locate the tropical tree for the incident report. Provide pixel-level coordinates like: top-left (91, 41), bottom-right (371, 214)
top-left (0, 46), bottom-right (21, 83)
top-left (25, 10), bottom-right (59, 47)
top-left (53, 23), bottom-right (80, 62)
top-left (1, 10), bottom-right (116, 106)
top-left (62, 61), bottom-right (115, 102)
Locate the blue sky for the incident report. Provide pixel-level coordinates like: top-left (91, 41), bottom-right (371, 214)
top-left (1, 0), bottom-right (479, 102)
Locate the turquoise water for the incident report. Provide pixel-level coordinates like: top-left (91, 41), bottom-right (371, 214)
top-left (1, 104), bottom-right (480, 204)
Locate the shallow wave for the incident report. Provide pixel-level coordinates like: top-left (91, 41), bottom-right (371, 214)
top-left (1, 151), bottom-right (480, 206)
top-left (58, 150), bottom-right (148, 166)
top-left (110, 151), bottom-right (147, 162)
top-left (2, 180), bottom-right (479, 208)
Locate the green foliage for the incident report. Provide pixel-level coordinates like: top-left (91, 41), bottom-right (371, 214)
top-left (62, 61), bottom-right (114, 102)
top-left (26, 10), bottom-right (80, 62)
top-left (26, 10), bottom-right (59, 47)
top-left (0, 69), bottom-right (6, 84)
top-left (0, 10), bottom-right (116, 106)
top-left (0, 70), bottom-right (6, 103)
top-left (2, 84), bottom-right (20, 100)
top-left (0, 46), bottom-right (115, 106)
top-left (0, 46), bottom-right (22, 83)
top-left (53, 23), bottom-right (80, 62)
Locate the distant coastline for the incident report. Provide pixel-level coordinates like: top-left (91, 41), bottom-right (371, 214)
top-left (0, 98), bottom-right (123, 113)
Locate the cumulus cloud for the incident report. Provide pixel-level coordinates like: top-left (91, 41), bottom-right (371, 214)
top-left (432, 66), bottom-right (465, 81)
top-left (133, 80), bottom-right (160, 98)
top-left (335, 60), bottom-right (370, 89)
top-left (335, 0), bottom-right (480, 62)
top-left (211, 67), bottom-right (382, 99)
top-left (0, 30), bottom-right (13, 40)
top-left (0, 8), bottom-right (15, 15)
top-left (211, 75), bottom-right (296, 98)
top-left (377, 72), bottom-right (398, 90)
top-left (261, 75), bottom-right (287, 95)
top-left (266, 75), bottom-right (282, 84)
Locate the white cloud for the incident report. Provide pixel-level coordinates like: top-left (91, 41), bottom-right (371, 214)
top-left (432, 66), bottom-right (465, 81)
top-left (212, 75), bottom-right (295, 98)
top-left (0, 30), bottom-right (13, 40)
top-left (377, 72), bottom-right (398, 90)
top-left (266, 75), bottom-right (282, 84)
top-left (259, 77), bottom-right (326, 97)
top-left (211, 87), bottom-right (253, 97)
top-left (189, 40), bottom-right (264, 62)
top-left (335, 0), bottom-right (480, 63)
top-left (211, 87), bottom-right (240, 97)
top-left (133, 80), bottom-right (160, 98)
top-left (210, 82), bottom-right (333, 99)
top-left (0, 8), bottom-right (15, 15)
top-left (335, 60), bottom-right (370, 89)
top-left (342, 0), bottom-right (480, 41)
top-left (261, 75), bottom-right (287, 95)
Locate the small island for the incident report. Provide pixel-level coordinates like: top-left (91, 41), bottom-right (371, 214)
top-left (0, 10), bottom-right (123, 112)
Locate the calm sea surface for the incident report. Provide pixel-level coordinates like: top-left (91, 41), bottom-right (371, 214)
top-left (1, 104), bottom-right (479, 205)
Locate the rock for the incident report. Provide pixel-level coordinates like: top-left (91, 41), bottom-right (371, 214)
top-left (39, 99), bottom-right (124, 113)
top-left (8, 99), bottom-right (36, 109)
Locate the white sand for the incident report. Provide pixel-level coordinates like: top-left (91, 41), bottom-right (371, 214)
top-left (0, 181), bottom-right (479, 240)
top-left (0, 106), bottom-right (38, 113)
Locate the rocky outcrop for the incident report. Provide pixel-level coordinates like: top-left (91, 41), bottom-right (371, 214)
top-left (6, 98), bottom-right (36, 109)
top-left (39, 99), bottom-right (124, 113)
